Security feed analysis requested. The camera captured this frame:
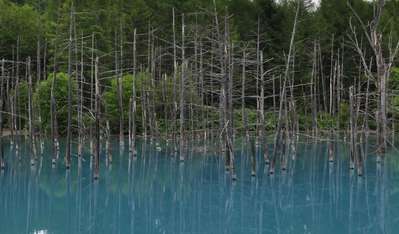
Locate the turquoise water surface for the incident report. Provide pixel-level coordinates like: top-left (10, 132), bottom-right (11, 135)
top-left (0, 137), bottom-right (398, 234)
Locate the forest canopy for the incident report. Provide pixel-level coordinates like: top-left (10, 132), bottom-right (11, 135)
top-left (0, 0), bottom-right (398, 138)
top-left (1, 0), bottom-right (397, 60)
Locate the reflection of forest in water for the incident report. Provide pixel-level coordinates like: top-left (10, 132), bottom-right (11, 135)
top-left (0, 137), bottom-right (397, 234)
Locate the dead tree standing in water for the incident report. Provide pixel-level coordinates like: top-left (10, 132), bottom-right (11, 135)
top-left (348, 0), bottom-right (399, 154)
top-left (179, 14), bottom-right (186, 162)
top-left (65, 5), bottom-right (74, 169)
top-left (77, 33), bottom-right (84, 159)
top-left (51, 54), bottom-right (59, 165)
top-left (349, 86), bottom-right (356, 170)
top-left (117, 25), bottom-right (124, 147)
top-left (241, 49), bottom-right (256, 176)
top-left (130, 28), bottom-right (137, 158)
top-left (259, 51), bottom-right (269, 164)
top-left (270, 3), bottom-right (299, 174)
top-left (223, 14), bottom-right (236, 180)
top-left (27, 57), bottom-right (36, 166)
top-left (94, 57), bottom-right (100, 179)
top-left (172, 8), bottom-right (178, 153)
top-left (0, 59), bottom-right (5, 169)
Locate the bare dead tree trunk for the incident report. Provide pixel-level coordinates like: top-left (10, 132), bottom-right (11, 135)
top-left (27, 57), bottom-right (36, 166)
top-left (272, 75), bottom-right (276, 114)
top-left (318, 42), bottom-right (327, 112)
top-left (221, 14), bottom-right (236, 180)
top-left (259, 51), bottom-right (269, 164)
top-left (327, 36), bottom-right (336, 162)
top-left (65, 5), bottom-right (74, 169)
top-left (9, 52), bottom-right (14, 145)
top-left (336, 50), bottom-right (341, 129)
top-left (199, 40), bottom-right (205, 141)
top-left (130, 28), bottom-right (137, 158)
top-left (241, 50), bottom-right (249, 138)
top-left (363, 66), bottom-right (371, 136)
top-left (10, 82), bottom-right (15, 146)
top-left (271, 3), bottom-right (299, 174)
top-left (329, 35), bottom-right (335, 115)
top-left (94, 57), bottom-right (100, 180)
top-left (349, 86), bottom-right (356, 170)
top-left (256, 17), bottom-right (261, 147)
top-left (288, 47), bottom-right (298, 161)
top-left (37, 39), bottom-right (44, 155)
top-left (37, 40), bottom-right (41, 82)
top-left (141, 83), bottom-right (147, 138)
top-left (311, 41), bottom-right (318, 135)
top-left (43, 40), bottom-right (47, 81)
top-left (179, 14), bottom-right (186, 162)
top-left (228, 56), bottom-right (236, 180)
top-left (172, 8), bottom-right (178, 153)
top-left (0, 59), bottom-right (5, 169)
top-left (241, 49), bottom-right (255, 176)
top-left (118, 24), bottom-right (125, 147)
top-left (348, 0), bottom-right (399, 154)
top-left (355, 74), bottom-right (363, 176)
top-left (128, 96), bottom-right (132, 150)
top-left (77, 33), bottom-right (84, 159)
top-left (106, 120), bottom-right (112, 165)
top-left (14, 37), bottom-right (20, 153)
top-left (90, 33), bottom-right (95, 156)
top-left (51, 53), bottom-right (59, 165)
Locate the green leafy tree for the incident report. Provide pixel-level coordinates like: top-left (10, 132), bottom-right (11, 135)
top-left (0, 0), bottom-right (48, 58)
top-left (34, 72), bottom-right (77, 134)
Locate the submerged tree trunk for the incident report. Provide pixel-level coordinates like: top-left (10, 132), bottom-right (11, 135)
top-left (348, 0), bottom-right (398, 154)
top-left (90, 33), bottom-right (95, 157)
top-left (65, 6), bottom-right (74, 169)
top-left (271, 3), bottom-right (299, 174)
top-left (77, 33), bottom-right (84, 159)
top-left (172, 8), bottom-right (178, 153)
top-left (27, 57), bottom-right (36, 166)
top-left (51, 55), bottom-right (59, 165)
top-left (241, 50), bottom-right (255, 176)
top-left (0, 59), bottom-right (5, 169)
top-left (349, 86), bottom-right (356, 170)
top-left (131, 28), bottom-right (137, 158)
top-left (259, 51), bottom-right (269, 164)
top-left (94, 57), bottom-right (100, 179)
top-left (106, 120), bottom-right (112, 165)
top-left (223, 14), bottom-right (236, 180)
top-left (117, 26), bottom-right (124, 147)
top-left (14, 37), bottom-right (20, 154)
top-left (311, 42), bottom-right (318, 135)
top-left (179, 14), bottom-right (186, 162)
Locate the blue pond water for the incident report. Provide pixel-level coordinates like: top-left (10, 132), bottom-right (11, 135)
top-left (0, 137), bottom-right (398, 234)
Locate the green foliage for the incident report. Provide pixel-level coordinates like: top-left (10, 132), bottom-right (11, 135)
top-left (103, 73), bottom-right (147, 132)
top-left (317, 112), bottom-right (336, 130)
top-left (298, 113), bottom-right (312, 131)
top-left (12, 81), bottom-right (29, 128)
top-left (233, 108), bottom-right (257, 132)
top-left (103, 71), bottom-right (203, 134)
top-left (338, 102), bottom-right (350, 129)
top-left (33, 72), bottom-right (77, 134)
top-left (390, 67), bottom-right (399, 90)
top-left (0, 0), bottom-right (48, 58)
top-left (265, 112), bottom-right (278, 131)
top-left (390, 68), bottom-right (399, 118)
top-left (392, 96), bottom-right (399, 117)
top-left (234, 109), bottom-right (278, 133)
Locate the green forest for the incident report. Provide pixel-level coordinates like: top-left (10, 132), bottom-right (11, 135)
top-left (0, 0), bottom-right (398, 164)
